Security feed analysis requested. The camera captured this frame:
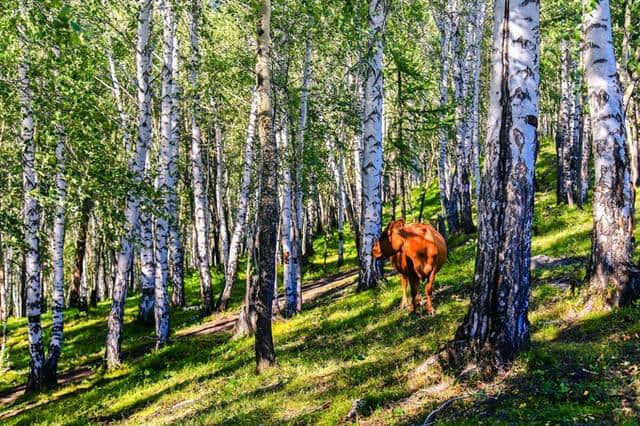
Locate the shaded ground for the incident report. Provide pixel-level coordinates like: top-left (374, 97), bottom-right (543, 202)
top-left (0, 140), bottom-right (639, 424)
top-left (0, 268), bottom-right (359, 412)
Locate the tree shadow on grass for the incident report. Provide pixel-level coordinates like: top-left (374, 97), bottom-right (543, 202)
top-left (409, 307), bottom-right (640, 425)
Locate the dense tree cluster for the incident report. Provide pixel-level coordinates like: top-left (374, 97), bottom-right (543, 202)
top-left (0, 0), bottom-right (638, 391)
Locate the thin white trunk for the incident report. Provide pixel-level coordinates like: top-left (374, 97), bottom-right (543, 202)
top-left (358, 0), bottom-right (387, 290)
top-left (436, 0), bottom-right (458, 234)
top-left (293, 41), bottom-right (311, 313)
top-left (277, 115), bottom-right (296, 316)
top-left (154, 0), bottom-right (175, 347)
top-left (215, 123), bottom-right (229, 269)
top-left (188, 0), bottom-right (212, 313)
top-left (168, 22), bottom-right (184, 307)
top-left (138, 151), bottom-right (155, 323)
top-left (106, 0), bottom-right (154, 369)
top-left (220, 88), bottom-right (258, 311)
top-left (43, 111), bottom-right (67, 384)
top-left (19, 0), bottom-right (44, 389)
top-left (107, 52), bottom-right (131, 153)
top-left (469, 0), bottom-right (487, 201)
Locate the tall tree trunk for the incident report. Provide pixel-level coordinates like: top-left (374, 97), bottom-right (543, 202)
top-left (444, 0), bottom-right (540, 369)
top-left (452, 8), bottom-right (475, 234)
top-left (138, 152), bottom-right (155, 323)
top-left (436, 1), bottom-right (460, 235)
top-left (292, 41), bottom-right (311, 313)
top-left (357, 0), bottom-right (387, 291)
top-left (105, 0), bottom-right (154, 369)
top-left (622, 0), bottom-right (639, 187)
top-left (277, 113), bottom-right (297, 317)
top-left (254, 0), bottom-right (277, 372)
top-left (234, 207), bottom-right (259, 338)
top-left (579, 102), bottom-right (592, 205)
top-left (69, 198), bottom-right (91, 311)
top-left (19, 0), bottom-right (45, 390)
top-left (584, 0), bottom-right (637, 308)
top-left (214, 124), bottom-right (229, 270)
top-left (43, 116), bottom-right (67, 387)
top-left (153, 0), bottom-right (175, 348)
top-left (218, 88), bottom-right (257, 311)
top-left (469, 0), bottom-right (487, 202)
top-left (168, 17), bottom-right (184, 310)
top-left (188, 0), bottom-right (212, 313)
top-left (556, 40), bottom-right (577, 206)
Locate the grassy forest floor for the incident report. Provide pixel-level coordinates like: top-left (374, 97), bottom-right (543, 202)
top-left (1, 139), bottom-right (640, 424)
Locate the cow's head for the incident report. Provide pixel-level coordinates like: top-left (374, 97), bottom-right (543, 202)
top-left (372, 219), bottom-right (405, 259)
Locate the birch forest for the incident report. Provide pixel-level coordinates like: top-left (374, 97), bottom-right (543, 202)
top-left (0, 0), bottom-right (639, 423)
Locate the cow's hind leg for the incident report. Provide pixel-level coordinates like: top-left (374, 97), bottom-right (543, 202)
top-left (409, 276), bottom-right (420, 314)
top-left (424, 267), bottom-right (437, 315)
top-left (400, 274), bottom-right (411, 310)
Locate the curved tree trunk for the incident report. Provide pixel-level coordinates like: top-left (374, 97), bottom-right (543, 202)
top-left (218, 88), bottom-right (257, 311)
top-left (445, 0), bottom-right (540, 370)
top-left (105, 0), bottom-right (154, 369)
top-left (358, 0), bottom-right (387, 291)
top-left (254, 0), bottom-right (277, 372)
top-left (583, 0), bottom-right (637, 308)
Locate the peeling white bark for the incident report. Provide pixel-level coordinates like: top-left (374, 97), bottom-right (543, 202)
top-left (358, 0), bottom-right (387, 291)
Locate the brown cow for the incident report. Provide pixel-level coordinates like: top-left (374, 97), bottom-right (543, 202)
top-left (372, 219), bottom-right (447, 315)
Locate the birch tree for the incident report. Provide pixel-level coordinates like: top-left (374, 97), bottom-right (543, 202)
top-left (358, 0), bottom-right (387, 292)
top-left (19, 0), bottom-right (45, 390)
top-left (444, 0), bottom-right (540, 368)
top-left (168, 21), bottom-right (184, 307)
top-left (153, 0), bottom-right (176, 347)
top-left (292, 40), bottom-right (312, 313)
top-left (255, 0), bottom-right (277, 372)
top-left (138, 152), bottom-right (155, 323)
top-left (105, 0), bottom-right (154, 369)
top-left (43, 93), bottom-right (67, 386)
top-left (187, 0), bottom-right (212, 313)
top-left (218, 89), bottom-right (257, 311)
top-left (277, 110), bottom-right (297, 316)
top-left (583, 0), bottom-right (638, 308)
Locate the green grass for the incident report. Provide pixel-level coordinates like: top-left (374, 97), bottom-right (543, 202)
top-left (1, 138), bottom-right (639, 424)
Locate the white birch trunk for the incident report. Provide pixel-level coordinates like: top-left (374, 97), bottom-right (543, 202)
top-left (436, 0), bottom-right (459, 234)
top-left (215, 123), bottom-right (229, 270)
top-left (105, 0), bottom-right (154, 369)
top-left (469, 0), bottom-right (487, 201)
top-left (584, 0), bottom-right (636, 307)
top-left (358, 0), bottom-right (387, 291)
top-left (188, 0), bottom-right (212, 313)
top-left (107, 52), bottom-right (131, 153)
top-left (277, 115), bottom-right (296, 316)
top-left (220, 88), bottom-right (257, 311)
top-left (293, 41), bottom-right (311, 313)
top-left (19, 0), bottom-right (45, 390)
top-left (43, 113), bottom-right (67, 385)
top-left (168, 24), bottom-right (184, 306)
top-left (154, 0), bottom-right (175, 347)
top-left (138, 151), bottom-right (155, 323)
top-left (449, 0), bottom-right (540, 366)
